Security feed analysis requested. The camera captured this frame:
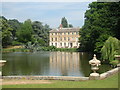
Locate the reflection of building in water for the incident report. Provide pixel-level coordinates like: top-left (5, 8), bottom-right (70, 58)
top-left (49, 52), bottom-right (84, 76)
top-left (49, 26), bottom-right (80, 48)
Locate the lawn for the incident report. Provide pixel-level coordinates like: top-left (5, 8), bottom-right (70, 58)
top-left (2, 73), bottom-right (119, 88)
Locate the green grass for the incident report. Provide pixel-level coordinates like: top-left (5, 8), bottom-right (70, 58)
top-left (3, 73), bottom-right (119, 88)
top-left (2, 48), bottom-right (30, 52)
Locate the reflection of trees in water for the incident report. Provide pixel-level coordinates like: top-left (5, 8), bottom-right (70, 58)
top-left (50, 52), bottom-right (84, 76)
top-left (79, 52), bottom-right (92, 77)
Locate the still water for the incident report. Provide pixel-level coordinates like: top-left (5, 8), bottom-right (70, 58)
top-left (2, 51), bottom-right (112, 77)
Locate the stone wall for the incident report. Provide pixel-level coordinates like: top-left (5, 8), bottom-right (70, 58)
top-left (100, 67), bottom-right (120, 80)
top-left (2, 67), bottom-right (119, 81)
top-left (2, 76), bottom-right (89, 81)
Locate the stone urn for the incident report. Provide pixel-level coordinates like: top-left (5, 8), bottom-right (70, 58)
top-left (0, 60), bottom-right (6, 76)
top-left (89, 54), bottom-right (101, 80)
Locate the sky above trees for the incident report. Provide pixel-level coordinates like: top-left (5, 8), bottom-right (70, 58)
top-left (1, 2), bottom-right (94, 28)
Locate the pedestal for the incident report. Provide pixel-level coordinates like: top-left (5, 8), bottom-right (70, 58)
top-left (89, 73), bottom-right (100, 80)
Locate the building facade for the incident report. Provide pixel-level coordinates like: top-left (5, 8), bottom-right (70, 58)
top-left (49, 27), bottom-right (80, 48)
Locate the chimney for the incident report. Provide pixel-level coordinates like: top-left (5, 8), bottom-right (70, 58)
top-left (59, 24), bottom-right (62, 29)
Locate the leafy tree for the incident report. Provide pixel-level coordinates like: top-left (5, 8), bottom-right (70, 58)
top-left (79, 2), bottom-right (120, 53)
top-left (8, 19), bottom-right (22, 40)
top-left (61, 17), bottom-right (68, 28)
top-left (69, 24), bottom-right (73, 28)
top-left (16, 19), bottom-right (33, 44)
top-left (32, 21), bottom-right (50, 46)
top-left (0, 16), bottom-right (13, 47)
top-left (101, 36), bottom-right (120, 62)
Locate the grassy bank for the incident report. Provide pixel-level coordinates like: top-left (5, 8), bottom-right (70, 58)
top-left (2, 48), bottom-right (30, 52)
top-left (2, 46), bottom-right (79, 52)
top-left (3, 73), bottom-right (119, 88)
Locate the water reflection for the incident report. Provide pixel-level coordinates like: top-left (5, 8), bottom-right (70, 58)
top-left (2, 51), bottom-right (111, 76)
top-left (49, 52), bottom-right (84, 76)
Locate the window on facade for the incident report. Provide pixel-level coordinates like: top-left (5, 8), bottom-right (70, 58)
top-left (72, 32), bottom-right (74, 35)
top-left (68, 37), bottom-right (70, 41)
top-left (52, 43), bottom-right (53, 46)
top-left (61, 37), bottom-right (62, 41)
top-left (52, 38), bottom-right (53, 41)
top-left (68, 32), bottom-right (70, 35)
top-left (55, 38), bottom-right (57, 41)
top-left (64, 43), bottom-right (66, 46)
top-left (64, 37), bottom-right (66, 40)
top-left (55, 43), bottom-right (57, 46)
top-left (60, 43), bottom-right (62, 46)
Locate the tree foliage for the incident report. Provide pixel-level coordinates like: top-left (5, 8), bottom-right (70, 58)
top-left (16, 19), bottom-right (33, 43)
top-left (0, 16), bottom-right (13, 47)
top-left (79, 2), bottom-right (120, 53)
top-left (61, 17), bottom-right (68, 28)
top-left (101, 36), bottom-right (120, 62)
top-left (1, 16), bottom-right (50, 47)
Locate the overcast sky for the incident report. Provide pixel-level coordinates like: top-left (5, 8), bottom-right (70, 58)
top-left (1, 1), bottom-right (96, 28)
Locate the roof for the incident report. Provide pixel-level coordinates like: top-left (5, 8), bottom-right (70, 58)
top-left (49, 28), bottom-right (80, 33)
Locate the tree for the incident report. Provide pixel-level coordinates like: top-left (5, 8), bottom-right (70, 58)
top-left (61, 17), bottom-right (68, 28)
top-left (0, 16), bottom-right (13, 47)
top-left (79, 2), bottom-right (120, 53)
top-left (8, 19), bottom-right (22, 40)
top-left (101, 36), bottom-right (120, 62)
top-left (69, 24), bottom-right (73, 28)
top-left (32, 21), bottom-right (50, 46)
top-left (16, 19), bottom-right (33, 44)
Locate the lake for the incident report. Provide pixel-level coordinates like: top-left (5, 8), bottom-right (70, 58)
top-left (2, 51), bottom-right (112, 77)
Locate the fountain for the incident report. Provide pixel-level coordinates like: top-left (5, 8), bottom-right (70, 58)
top-left (89, 54), bottom-right (101, 80)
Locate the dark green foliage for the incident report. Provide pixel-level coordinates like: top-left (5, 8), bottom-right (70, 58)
top-left (8, 19), bottom-right (22, 40)
top-left (0, 16), bottom-right (13, 47)
top-left (16, 19), bottom-right (33, 43)
top-left (79, 2), bottom-right (120, 53)
top-left (69, 24), bottom-right (73, 28)
top-left (61, 17), bottom-right (68, 28)
top-left (1, 16), bottom-right (50, 48)
top-left (32, 21), bottom-right (50, 46)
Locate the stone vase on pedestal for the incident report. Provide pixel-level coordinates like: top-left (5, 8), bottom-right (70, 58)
top-left (89, 54), bottom-right (101, 80)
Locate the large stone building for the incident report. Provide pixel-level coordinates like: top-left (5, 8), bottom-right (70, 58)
top-left (49, 26), bottom-right (80, 48)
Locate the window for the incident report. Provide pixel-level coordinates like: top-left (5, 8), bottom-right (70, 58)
top-left (52, 43), bottom-right (53, 46)
top-left (52, 38), bottom-right (53, 41)
top-left (60, 37), bottom-right (62, 41)
top-left (64, 43), bottom-right (66, 46)
top-left (68, 37), bottom-right (70, 41)
top-left (72, 32), bottom-right (74, 35)
top-left (55, 38), bottom-right (57, 41)
top-left (60, 43), bottom-right (62, 46)
top-left (68, 32), bottom-right (70, 35)
top-left (64, 37), bottom-right (66, 40)
top-left (55, 43), bottom-right (57, 46)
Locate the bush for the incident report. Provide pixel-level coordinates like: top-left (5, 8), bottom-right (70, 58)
top-left (12, 41), bottom-right (22, 46)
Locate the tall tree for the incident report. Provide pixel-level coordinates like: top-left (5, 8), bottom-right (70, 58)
top-left (79, 2), bottom-right (120, 53)
top-left (16, 19), bottom-right (33, 44)
top-left (69, 24), bottom-right (73, 28)
top-left (8, 19), bottom-right (22, 40)
top-left (32, 21), bottom-right (50, 46)
top-left (0, 16), bottom-right (13, 47)
top-left (61, 17), bottom-right (68, 28)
